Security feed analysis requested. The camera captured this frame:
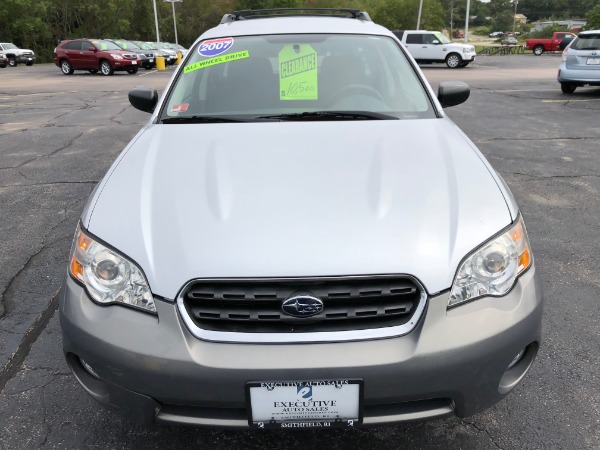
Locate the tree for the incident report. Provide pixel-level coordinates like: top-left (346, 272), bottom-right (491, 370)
top-left (587, 3), bottom-right (600, 29)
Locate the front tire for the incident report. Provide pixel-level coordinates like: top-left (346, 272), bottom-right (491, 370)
top-left (445, 53), bottom-right (462, 69)
top-left (533, 45), bottom-right (544, 56)
top-left (561, 83), bottom-right (577, 94)
top-left (126, 67), bottom-right (139, 74)
top-left (8, 56), bottom-right (16, 67)
top-left (60, 60), bottom-right (74, 75)
top-left (100, 60), bottom-right (114, 76)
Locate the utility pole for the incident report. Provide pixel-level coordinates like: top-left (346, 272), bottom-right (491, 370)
top-left (417, 0), bottom-right (423, 30)
top-left (464, 0), bottom-right (471, 44)
top-left (153, 0), bottom-right (160, 42)
top-left (513, 0), bottom-right (519, 34)
top-left (450, 0), bottom-right (454, 39)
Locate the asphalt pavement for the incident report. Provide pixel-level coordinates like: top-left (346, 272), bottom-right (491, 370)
top-left (0, 56), bottom-right (598, 449)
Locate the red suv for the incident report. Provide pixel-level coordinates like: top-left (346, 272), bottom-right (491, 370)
top-left (54, 39), bottom-right (141, 76)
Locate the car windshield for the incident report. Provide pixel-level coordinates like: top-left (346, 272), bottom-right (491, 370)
top-left (572, 34), bottom-right (600, 51)
top-left (114, 40), bottom-right (141, 50)
top-left (92, 40), bottom-right (122, 51)
top-left (162, 34), bottom-right (435, 121)
top-left (433, 32), bottom-right (451, 44)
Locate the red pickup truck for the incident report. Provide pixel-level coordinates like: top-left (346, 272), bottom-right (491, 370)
top-left (526, 32), bottom-right (577, 55)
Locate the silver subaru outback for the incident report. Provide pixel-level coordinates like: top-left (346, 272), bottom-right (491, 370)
top-left (60, 8), bottom-right (542, 429)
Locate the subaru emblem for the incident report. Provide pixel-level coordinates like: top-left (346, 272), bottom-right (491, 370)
top-left (281, 295), bottom-right (324, 318)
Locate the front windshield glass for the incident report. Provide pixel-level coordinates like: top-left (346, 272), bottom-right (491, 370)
top-left (115, 40), bottom-right (141, 50)
top-left (433, 32), bottom-right (451, 44)
top-left (162, 34), bottom-right (435, 121)
top-left (92, 40), bottom-right (122, 51)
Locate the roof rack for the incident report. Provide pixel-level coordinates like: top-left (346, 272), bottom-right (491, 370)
top-left (220, 8), bottom-right (372, 24)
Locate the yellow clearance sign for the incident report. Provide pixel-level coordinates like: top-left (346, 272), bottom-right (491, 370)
top-left (278, 45), bottom-right (318, 101)
top-left (183, 51), bottom-right (250, 74)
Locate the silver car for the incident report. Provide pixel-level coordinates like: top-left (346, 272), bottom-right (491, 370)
top-left (558, 30), bottom-right (600, 94)
top-left (60, 8), bottom-right (542, 429)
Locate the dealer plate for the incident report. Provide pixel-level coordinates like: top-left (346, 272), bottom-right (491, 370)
top-left (131, 61), bottom-right (137, 65)
top-left (586, 58), bottom-right (600, 65)
top-left (246, 379), bottom-right (363, 429)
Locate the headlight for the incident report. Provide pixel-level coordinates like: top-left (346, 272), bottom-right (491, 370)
top-left (110, 54), bottom-right (123, 60)
top-left (449, 216), bottom-right (532, 308)
top-left (69, 224), bottom-right (156, 313)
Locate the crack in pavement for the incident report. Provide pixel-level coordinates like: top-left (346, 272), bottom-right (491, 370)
top-left (0, 131), bottom-right (84, 170)
top-left (502, 172), bottom-right (600, 180)
top-left (476, 136), bottom-right (598, 143)
top-left (0, 291), bottom-right (60, 395)
top-left (464, 420), bottom-right (503, 449)
top-left (0, 216), bottom-right (72, 318)
top-left (0, 180), bottom-right (98, 189)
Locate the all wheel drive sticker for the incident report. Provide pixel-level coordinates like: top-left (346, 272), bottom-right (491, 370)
top-left (184, 37), bottom-right (249, 74)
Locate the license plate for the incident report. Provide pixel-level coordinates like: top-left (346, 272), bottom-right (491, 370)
top-left (132, 61), bottom-right (137, 65)
top-left (149, 58), bottom-right (154, 62)
top-left (246, 379), bottom-right (362, 429)
top-left (587, 58), bottom-right (600, 65)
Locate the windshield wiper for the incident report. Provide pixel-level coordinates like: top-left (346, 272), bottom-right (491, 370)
top-left (257, 111), bottom-right (399, 121)
top-left (161, 115), bottom-right (253, 124)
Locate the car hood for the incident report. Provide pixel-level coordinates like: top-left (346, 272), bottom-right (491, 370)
top-left (87, 120), bottom-right (512, 299)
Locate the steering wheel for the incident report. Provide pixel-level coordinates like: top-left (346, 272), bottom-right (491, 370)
top-left (330, 84), bottom-right (385, 103)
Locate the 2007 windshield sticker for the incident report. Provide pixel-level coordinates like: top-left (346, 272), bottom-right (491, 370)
top-left (184, 51), bottom-right (249, 74)
top-left (199, 37), bottom-right (234, 57)
top-left (279, 44), bottom-right (318, 101)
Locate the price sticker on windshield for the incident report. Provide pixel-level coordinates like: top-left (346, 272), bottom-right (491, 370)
top-left (279, 44), bottom-right (318, 101)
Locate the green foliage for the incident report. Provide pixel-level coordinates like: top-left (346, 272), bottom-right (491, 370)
top-left (372, 0), bottom-right (445, 31)
top-left (527, 24), bottom-right (570, 38)
top-left (586, 4), bottom-right (600, 30)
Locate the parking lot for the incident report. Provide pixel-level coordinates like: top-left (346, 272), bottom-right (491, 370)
top-left (0, 56), bottom-right (599, 449)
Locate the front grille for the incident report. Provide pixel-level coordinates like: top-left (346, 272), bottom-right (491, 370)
top-left (123, 53), bottom-right (137, 60)
top-left (145, 52), bottom-right (155, 58)
top-left (180, 276), bottom-right (424, 334)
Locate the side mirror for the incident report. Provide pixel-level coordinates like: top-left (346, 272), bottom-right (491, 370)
top-left (437, 81), bottom-right (470, 108)
top-left (129, 87), bottom-right (158, 113)
top-left (432, 39), bottom-right (440, 45)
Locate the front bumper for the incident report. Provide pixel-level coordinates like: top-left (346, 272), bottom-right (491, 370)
top-left (59, 267), bottom-right (542, 428)
top-left (16, 54), bottom-right (36, 64)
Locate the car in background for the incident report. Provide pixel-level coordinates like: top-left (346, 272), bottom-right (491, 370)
top-left (154, 42), bottom-right (179, 64)
top-left (0, 53), bottom-right (7, 68)
top-left (132, 41), bottom-right (177, 65)
top-left (60, 8), bottom-right (542, 429)
top-left (502, 37), bottom-right (519, 46)
top-left (394, 30), bottom-right (477, 68)
top-left (54, 39), bottom-right (141, 76)
top-left (171, 43), bottom-right (189, 57)
top-left (106, 39), bottom-right (156, 70)
top-left (489, 31), bottom-right (504, 38)
top-left (0, 42), bottom-right (36, 66)
top-left (558, 30), bottom-right (600, 94)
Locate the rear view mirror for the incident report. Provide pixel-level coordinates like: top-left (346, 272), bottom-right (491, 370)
top-left (129, 87), bottom-right (158, 113)
top-left (437, 81), bottom-right (470, 108)
top-left (432, 40), bottom-right (440, 45)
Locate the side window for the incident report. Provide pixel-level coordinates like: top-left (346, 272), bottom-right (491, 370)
top-left (423, 34), bottom-right (437, 45)
top-left (557, 34), bottom-right (567, 40)
top-left (82, 42), bottom-right (94, 51)
top-left (65, 41), bottom-right (82, 51)
top-left (406, 34), bottom-right (423, 45)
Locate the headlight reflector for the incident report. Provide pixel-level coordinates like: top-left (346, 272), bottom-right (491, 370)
top-left (69, 224), bottom-right (156, 313)
top-left (449, 217), bottom-right (532, 308)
